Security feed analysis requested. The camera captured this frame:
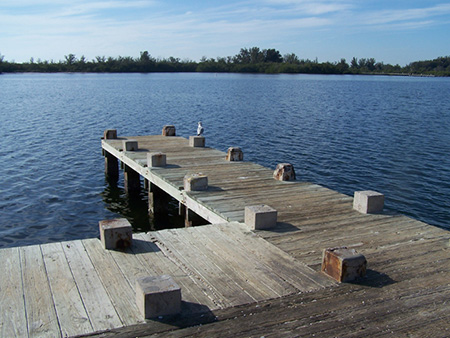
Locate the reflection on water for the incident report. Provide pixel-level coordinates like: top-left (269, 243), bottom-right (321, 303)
top-left (101, 179), bottom-right (184, 232)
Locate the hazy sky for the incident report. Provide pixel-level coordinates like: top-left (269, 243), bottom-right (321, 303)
top-left (1, 0), bottom-right (449, 65)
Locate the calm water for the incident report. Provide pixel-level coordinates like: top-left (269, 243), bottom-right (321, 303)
top-left (1, 73), bottom-right (449, 248)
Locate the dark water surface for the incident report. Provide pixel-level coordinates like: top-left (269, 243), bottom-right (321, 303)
top-left (1, 73), bottom-right (449, 248)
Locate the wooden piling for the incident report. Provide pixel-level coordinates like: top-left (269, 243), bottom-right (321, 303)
top-left (104, 151), bottom-right (119, 182)
top-left (124, 165), bottom-right (140, 194)
top-left (148, 183), bottom-right (169, 215)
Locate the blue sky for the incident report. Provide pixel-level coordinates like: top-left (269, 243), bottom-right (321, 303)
top-left (1, 0), bottom-right (449, 65)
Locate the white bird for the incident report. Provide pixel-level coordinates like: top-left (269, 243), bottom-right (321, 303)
top-left (197, 121), bottom-right (204, 136)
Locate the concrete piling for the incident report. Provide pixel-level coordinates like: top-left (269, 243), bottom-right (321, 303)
top-left (136, 275), bottom-right (181, 319)
top-left (353, 190), bottom-right (384, 214)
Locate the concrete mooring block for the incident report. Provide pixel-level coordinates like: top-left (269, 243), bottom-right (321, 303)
top-left (147, 152), bottom-right (167, 167)
top-left (273, 163), bottom-right (296, 181)
top-left (123, 139), bottom-right (138, 151)
top-left (245, 205), bottom-right (277, 230)
top-left (189, 136), bottom-right (205, 147)
top-left (353, 190), bottom-right (384, 214)
top-left (184, 173), bottom-right (208, 191)
top-left (321, 247), bottom-right (367, 282)
top-left (226, 147), bottom-right (243, 161)
top-left (136, 275), bottom-right (181, 319)
top-left (103, 129), bottom-right (117, 139)
top-left (99, 218), bottom-right (132, 250)
top-left (162, 125), bottom-right (176, 136)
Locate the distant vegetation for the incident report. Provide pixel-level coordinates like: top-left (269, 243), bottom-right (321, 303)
top-left (1, 48), bottom-right (449, 76)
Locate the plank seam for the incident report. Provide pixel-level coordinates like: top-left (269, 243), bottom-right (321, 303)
top-left (148, 235), bottom-right (224, 308)
top-left (39, 244), bottom-right (63, 338)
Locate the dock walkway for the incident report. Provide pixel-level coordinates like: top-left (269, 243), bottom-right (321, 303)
top-left (0, 222), bottom-right (333, 338)
top-left (1, 134), bottom-right (448, 337)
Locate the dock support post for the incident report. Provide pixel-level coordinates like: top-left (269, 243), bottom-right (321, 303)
top-left (184, 208), bottom-right (199, 227)
top-left (179, 202), bottom-right (186, 216)
top-left (148, 184), bottom-right (168, 215)
top-left (104, 151), bottom-right (119, 183)
top-left (124, 165), bottom-right (141, 194)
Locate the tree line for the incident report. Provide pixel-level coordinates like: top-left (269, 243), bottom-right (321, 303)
top-left (1, 48), bottom-right (449, 76)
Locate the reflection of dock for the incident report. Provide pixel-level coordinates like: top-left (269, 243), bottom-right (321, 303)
top-left (1, 131), bottom-right (449, 337)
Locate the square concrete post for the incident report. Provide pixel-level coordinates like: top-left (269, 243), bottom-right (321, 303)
top-left (147, 152), bottom-right (167, 167)
top-left (189, 136), bottom-right (205, 147)
top-left (103, 129), bottom-right (117, 139)
top-left (184, 173), bottom-right (208, 191)
top-left (99, 218), bottom-right (132, 250)
top-left (162, 125), bottom-right (176, 136)
top-left (245, 205), bottom-right (277, 230)
top-left (136, 275), bottom-right (181, 319)
top-left (353, 190), bottom-right (384, 214)
top-left (321, 247), bottom-right (367, 282)
top-left (123, 140), bottom-right (138, 151)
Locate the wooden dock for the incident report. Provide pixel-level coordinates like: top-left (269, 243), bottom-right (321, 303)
top-left (1, 133), bottom-right (449, 337)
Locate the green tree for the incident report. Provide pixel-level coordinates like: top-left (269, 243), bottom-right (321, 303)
top-left (283, 53), bottom-right (300, 64)
top-left (264, 49), bottom-right (282, 63)
top-left (336, 58), bottom-right (349, 73)
top-left (64, 54), bottom-right (77, 65)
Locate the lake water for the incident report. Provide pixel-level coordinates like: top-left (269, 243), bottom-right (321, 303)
top-left (1, 73), bottom-right (449, 248)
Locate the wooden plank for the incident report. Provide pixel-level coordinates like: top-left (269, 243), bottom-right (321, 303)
top-left (176, 227), bottom-right (271, 302)
top-left (41, 242), bottom-right (93, 337)
top-left (133, 233), bottom-right (220, 311)
top-left (62, 240), bottom-right (123, 331)
top-left (219, 223), bottom-right (336, 290)
top-left (97, 133), bottom-right (450, 338)
top-left (0, 247), bottom-right (27, 338)
top-left (191, 225), bottom-right (298, 297)
top-left (152, 229), bottom-right (255, 307)
top-left (20, 245), bottom-right (60, 338)
top-left (81, 239), bottom-right (143, 326)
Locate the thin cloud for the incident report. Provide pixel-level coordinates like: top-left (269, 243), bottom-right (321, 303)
top-left (1, 0), bottom-right (449, 63)
top-left (363, 4), bottom-right (450, 26)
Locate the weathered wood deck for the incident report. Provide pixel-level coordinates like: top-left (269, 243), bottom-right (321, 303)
top-left (0, 222), bottom-right (334, 338)
top-left (1, 134), bottom-right (448, 337)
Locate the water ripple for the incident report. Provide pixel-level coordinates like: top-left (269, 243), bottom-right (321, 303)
top-left (0, 73), bottom-right (449, 248)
